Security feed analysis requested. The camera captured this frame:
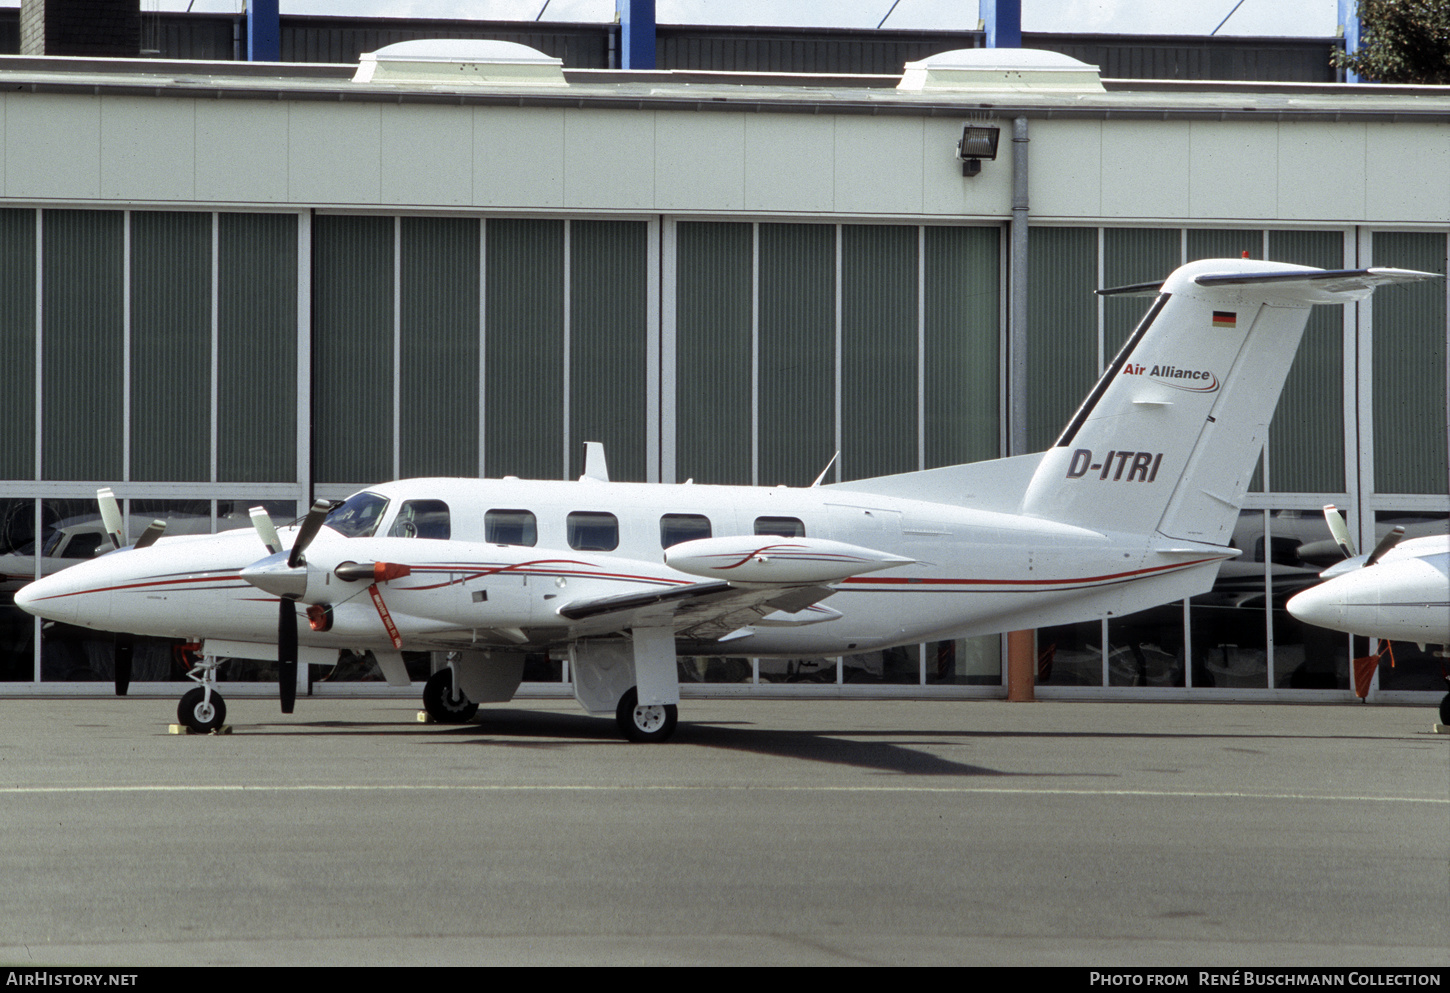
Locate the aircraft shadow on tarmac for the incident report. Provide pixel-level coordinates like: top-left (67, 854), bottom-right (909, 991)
top-left (250, 709), bottom-right (1120, 778)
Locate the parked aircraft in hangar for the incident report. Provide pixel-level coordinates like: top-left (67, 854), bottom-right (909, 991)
top-left (14, 259), bottom-right (1438, 741)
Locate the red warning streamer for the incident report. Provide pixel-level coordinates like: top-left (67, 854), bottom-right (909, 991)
top-left (368, 583), bottom-right (403, 649)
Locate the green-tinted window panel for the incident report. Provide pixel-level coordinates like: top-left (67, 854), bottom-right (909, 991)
top-left (676, 222), bottom-right (752, 485)
top-left (758, 223), bottom-right (835, 487)
top-left (1186, 229), bottom-right (1260, 263)
top-left (842, 225), bottom-right (917, 480)
top-left (42, 210), bottom-right (123, 481)
top-left (924, 225), bottom-right (999, 468)
top-left (131, 212), bottom-right (211, 482)
top-left (217, 213), bottom-right (297, 483)
top-left (569, 220), bottom-right (649, 482)
top-left (400, 217), bottom-right (479, 478)
top-left (1103, 228), bottom-right (1179, 357)
top-left (484, 219), bottom-right (564, 481)
top-left (1026, 226), bottom-right (1097, 452)
top-left (0, 210), bottom-right (35, 480)
top-left (1264, 230), bottom-right (1345, 493)
top-left (313, 215), bottom-right (394, 485)
top-left (1372, 232), bottom-right (1447, 495)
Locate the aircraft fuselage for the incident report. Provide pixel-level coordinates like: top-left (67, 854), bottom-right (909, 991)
top-left (16, 475), bottom-right (1229, 659)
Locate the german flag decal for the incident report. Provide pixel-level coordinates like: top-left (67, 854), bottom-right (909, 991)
top-left (1211, 310), bottom-right (1237, 328)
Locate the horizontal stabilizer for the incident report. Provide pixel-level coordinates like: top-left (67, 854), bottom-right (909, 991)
top-left (1099, 267), bottom-right (1438, 301)
top-left (1192, 267), bottom-right (1439, 302)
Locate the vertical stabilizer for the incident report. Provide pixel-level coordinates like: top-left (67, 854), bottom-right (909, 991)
top-left (1019, 259), bottom-right (1438, 544)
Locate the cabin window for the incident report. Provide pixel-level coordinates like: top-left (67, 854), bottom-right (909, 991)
top-left (754, 516), bottom-right (805, 537)
top-left (485, 509), bottom-right (537, 547)
top-left (568, 511), bottom-right (619, 552)
top-left (387, 499), bottom-right (451, 540)
top-left (660, 513), bottom-right (711, 548)
top-left (325, 491), bottom-right (389, 538)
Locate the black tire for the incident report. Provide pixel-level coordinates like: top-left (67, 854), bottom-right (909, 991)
top-left (422, 668), bottom-right (478, 723)
top-left (615, 687), bottom-right (678, 743)
top-left (177, 687), bottom-right (226, 733)
top-left (1439, 691), bottom-right (1449, 727)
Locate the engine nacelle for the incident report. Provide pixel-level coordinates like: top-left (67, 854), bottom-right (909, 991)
top-left (664, 536), bottom-right (912, 585)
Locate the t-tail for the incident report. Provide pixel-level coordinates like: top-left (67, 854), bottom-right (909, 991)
top-left (1019, 259), bottom-right (1438, 543)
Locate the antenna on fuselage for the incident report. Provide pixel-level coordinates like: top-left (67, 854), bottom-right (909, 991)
top-left (580, 441), bottom-right (610, 482)
top-left (810, 452), bottom-right (840, 487)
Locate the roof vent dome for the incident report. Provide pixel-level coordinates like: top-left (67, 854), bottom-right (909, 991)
top-left (898, 48), bottom-right (1104, 92)
top-left (353, 39), bottom-right (567, 86)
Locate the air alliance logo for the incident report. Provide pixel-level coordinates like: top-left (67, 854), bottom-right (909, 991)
top-left (1120, 362), bottom-right (1220, 393)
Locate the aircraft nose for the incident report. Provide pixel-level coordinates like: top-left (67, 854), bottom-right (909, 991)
top-left (12, 572), bottom-right (82, 624)
top-left (1286, 580), bottom-right (1347, 632)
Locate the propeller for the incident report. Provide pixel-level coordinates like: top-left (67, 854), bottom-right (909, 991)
top-left (1364, 526), bottom-right (1406, 567)
top-left (250, 506), bottom-right (281, 555)
top-left (98, 487), bottom-right (124, 550)
top-left (133, 520), bottom-right (166, 549)
top-left (241, 500), bottom-right (332, 714)
top-left (1317, 505), bottom-right (1405, 580)
top-left (96, 488), bottom-right (167, 693)
top-left (242, 502), bottom-right (415, 708)
top-left (96, 488), bottom-right (167, 552)
top-left (114, 635), bottom-right (133, 696)
top-left (1323, 504), bottom-right (1355, 560)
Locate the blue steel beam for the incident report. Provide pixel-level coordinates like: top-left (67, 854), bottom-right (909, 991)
top-left (1337, 0), bottom-right (1361, 83)
top-left (247, 0), bottom-right (280, 63)
top-left (617, 0), bottom-right (656, 70)
top-left (981, 0), bottom-right (1021, 49)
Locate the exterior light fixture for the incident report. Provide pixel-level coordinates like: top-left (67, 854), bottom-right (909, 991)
top-left (956, 124), bottom-right (1000, 177)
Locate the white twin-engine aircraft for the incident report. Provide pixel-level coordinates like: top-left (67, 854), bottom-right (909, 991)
top-left (15, 258), bottom-right (1438, 741)
top-left (1287, 509), bottom-right (1450, 723)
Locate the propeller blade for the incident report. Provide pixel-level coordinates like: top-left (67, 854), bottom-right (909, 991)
top-left (97, 487), bottom-right (124, 549)
top-left (114, 634), bottom-right (133, 696)
top-left (287, 500), bottom-right (332, 569)
top-left (1322, 504), bottom-right (1356, 559)
top-left (250, 506), bottom-right (281, 555)
top-left (278, 598), bottom-right (298, 714)
top-left (1364, 526), bottom-right (1405, 568)
top-left (132, 520), bottom-right (166, 550)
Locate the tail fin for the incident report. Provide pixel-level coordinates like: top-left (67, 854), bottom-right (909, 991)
top-left (1020, 260), bottom-right (1437, 544)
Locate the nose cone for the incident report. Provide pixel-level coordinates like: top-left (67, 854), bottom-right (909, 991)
top-left (13, 569), bottom-right (99, 626)
top-left (1286, 580), bottom-right (1347, 633)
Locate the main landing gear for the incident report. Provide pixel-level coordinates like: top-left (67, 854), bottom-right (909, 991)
top-left (422, 668), bottom-right (479, 723)
top-left (615, 687), bottom-right (678, 743)
top-left (176, 654), bottom-right (227, 733)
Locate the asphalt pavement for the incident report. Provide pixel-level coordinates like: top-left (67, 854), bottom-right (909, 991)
top-left (0, 696), bottom-right (1445, 967)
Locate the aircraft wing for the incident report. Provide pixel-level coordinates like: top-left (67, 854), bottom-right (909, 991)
top-left (557, 580), bottom-right (837, 641)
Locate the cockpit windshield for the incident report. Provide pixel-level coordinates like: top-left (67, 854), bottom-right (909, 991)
top-left (324, 492), bottom-right (389, 538)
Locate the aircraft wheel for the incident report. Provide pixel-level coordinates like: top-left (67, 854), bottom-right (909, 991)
top-left (1439, 691), bottom-right (1449, 727)
top-left (422, 669), bottom-right (479, 723)
top-left (615, 687), bottom-right (678, 743)
top-left (177, 687), bottom-right (226, 734)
